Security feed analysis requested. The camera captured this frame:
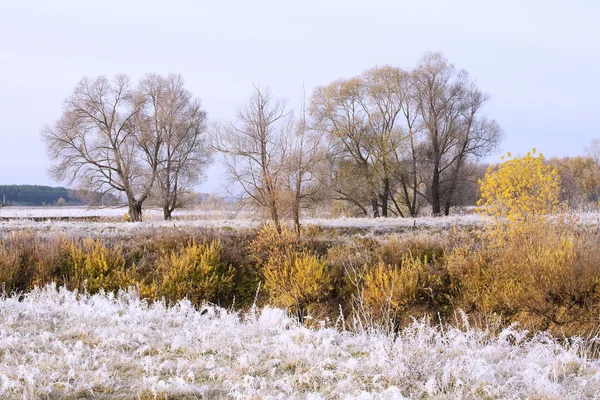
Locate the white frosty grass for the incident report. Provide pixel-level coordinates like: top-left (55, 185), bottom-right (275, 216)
top-left (3, 207), bottom-right (600, 237)
top-left (0, 206), bottom-right (251, 221)
top-left (1, 285), bottom-right (599, 399)
top-left (0, 206), bottom-right (488, 237)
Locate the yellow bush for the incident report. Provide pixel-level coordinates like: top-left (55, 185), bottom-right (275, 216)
top-left (263, 250), bottom-right (331, 310)
top-left (155, 240), bottom-right (234, 305)
top-left (478, 149), bottom-right (561, 230)
top-left (446, 220), bottom-right (579, 325)
top-left (362, 255), bottom-right (429, 315)
top-left (249, 224), bottom-right (298, 265)
top-left (66, 237), bottom-right (135, 293)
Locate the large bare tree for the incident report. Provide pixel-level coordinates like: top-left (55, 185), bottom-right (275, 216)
top-left (413, 52), bottom-right (502, 215)
top-left (212, 87), bottom-right (292, 232)
top-left (311, 69), bottom-right (409, 218)
top-left (359, 66), bottom-right (407, 217)
top-left (139, 74), bottom-right (209, 220)
top-left (311, 78), bottom-right (382, 217)
top-left (42, 74), bottom-right (208, 221)
top-left (311, 53), bottom-right (501, 217)
top-left (42, 75), bottom-right (156, 221)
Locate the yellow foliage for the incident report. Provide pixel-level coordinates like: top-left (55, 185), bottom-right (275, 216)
top-left (362, 255), bottom-right (430, 314)
top-left (249, 224), bottom-right (298, 265)
top-left (66, 237), bottom-right (135, 293)
top-left (251, 224), bottom-right (332, 312)
top-left (263, 250), bottom-right (331, 309)
top-left (154, 240), bottom-right (234, 305)
top-left (446, 220), bottom-right (577, 320)
top-left (478, 149), bottom-right (561, 228)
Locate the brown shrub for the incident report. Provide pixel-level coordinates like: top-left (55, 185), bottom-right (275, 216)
top-left (0, 232), bottom-right (68, 291)
top-left (446, 218), bottom-right (600, 334)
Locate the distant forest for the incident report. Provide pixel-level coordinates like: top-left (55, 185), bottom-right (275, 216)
top-left (0, 185), bottom-right (117, 207)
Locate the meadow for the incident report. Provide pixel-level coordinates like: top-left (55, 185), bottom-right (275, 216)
top-left (2, 206), bottom-right (600, 399)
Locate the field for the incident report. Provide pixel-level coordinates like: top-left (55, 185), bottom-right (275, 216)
top-left (2, 285), bottom-right (600, 399)
top-left (2, 206), bottom-right (600, 399)
top-left (0, 206), bottom-right (486, 235)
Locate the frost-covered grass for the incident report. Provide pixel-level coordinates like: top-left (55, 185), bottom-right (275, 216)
top-left (0, 206), bottom-right (487, 237)
top-left (1, 285), bottom-right (600, 399)
top-left (3, 206), bottom-right (600, 235)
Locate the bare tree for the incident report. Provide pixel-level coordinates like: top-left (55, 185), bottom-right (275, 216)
top-left (311, 68), bottom-right (412, 218)
top-left (390, 68), bottom-right (425, 217)
top-left (281, 91), bottom-right (329, 235)
top-left (359, 66), bottom-right (407, 217)
top-left (42, 74), bottom-right (208, 221)
top-left (139, 74), bottom-right (210, 220)
top-left (212, 86), bottom-right (292, 232)
top-left (42, 75), bottom-right (156, 221)
top-left (311, 78), bottom-right (382, 217)
top-left (413, 52), bottom-right (502, 215)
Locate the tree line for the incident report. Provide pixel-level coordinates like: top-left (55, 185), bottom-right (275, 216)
top-left (0, 185), bottom-right (119, 207)
top-left (43, 52), bottom-right (598, 226)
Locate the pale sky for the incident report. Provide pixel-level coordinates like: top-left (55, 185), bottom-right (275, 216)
top-left (1, 0), bottom-right (599, 193)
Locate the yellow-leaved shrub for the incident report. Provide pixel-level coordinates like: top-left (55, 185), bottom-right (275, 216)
top-left (65, 237), bottom-right (136, 293)
top-left (263, 250), bottom-right (331, 310)
top-left (362, 255), bottom-right (432, 317)
top-left (478, 149), bottom-right (561, 237)
top-left (248, 224), bottom-right (298, 265)
top-left (154, 240), bottom-right (234, 305)
top-left (445, 149), bottom-right (598, 333)
top-left (251, 224), bottom-right (332, 316)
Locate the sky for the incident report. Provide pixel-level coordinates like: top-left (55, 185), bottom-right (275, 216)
top-left (1, 0), bottom-right (599, 193)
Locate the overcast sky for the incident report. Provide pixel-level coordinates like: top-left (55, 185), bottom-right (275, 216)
top-left (1, 0), bottom-right (599, 193)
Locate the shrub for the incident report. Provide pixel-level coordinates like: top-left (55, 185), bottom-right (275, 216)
top-left (248, 224), bottom-right (298, 265)
top-left (362, 255), bottom-right (434, 318)
top-left (376, 234), bottom-right (445, 265)
top-left (154, 240), bottom-right (234, 305)
top-left (263, 250), bottom-right (332, 313)
top-left (251, 224), bottom-right (332, 317)
top-left (0, 232), bottom-right (68, 291)
top-left (65, 237), bottom-right (136, 294)
top-left (444, 218), bottom-right (600, 334)
top-left (478, 149), bottom-right (561, 230)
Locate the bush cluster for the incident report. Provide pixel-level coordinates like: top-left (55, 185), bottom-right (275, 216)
top-left (1, 218), bottom-right (599, 335)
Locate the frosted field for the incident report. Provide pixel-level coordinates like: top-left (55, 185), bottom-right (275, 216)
top-left (0, 206), bottom-right (485, 237)
top-left (1, 285), bottom-right (599, 399)
top-left (2, 206), bottom-right (600, 237)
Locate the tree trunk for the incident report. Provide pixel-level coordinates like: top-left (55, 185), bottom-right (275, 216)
top-left (163, 206), bottom-right (172, 221)
top-left (444, 201), bottom-right (451, 216)
top-left (390, 194), bottom-right (405, 218)
top-left (431, 166), bottom-right (441, 216)
top-left (293, 204), bottom-right (301, 237)
top-left (371, 198), bottom-right (380, 218)
top-left (128, 200), bottom-right (143, 222)
top-left (269, 198), bottom-right (281, 233)
top-left (381, 178), bottom-right (390, 218)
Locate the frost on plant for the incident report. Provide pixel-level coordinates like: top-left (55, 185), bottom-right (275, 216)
top-left (0, 284), bottom-right (599, 399)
